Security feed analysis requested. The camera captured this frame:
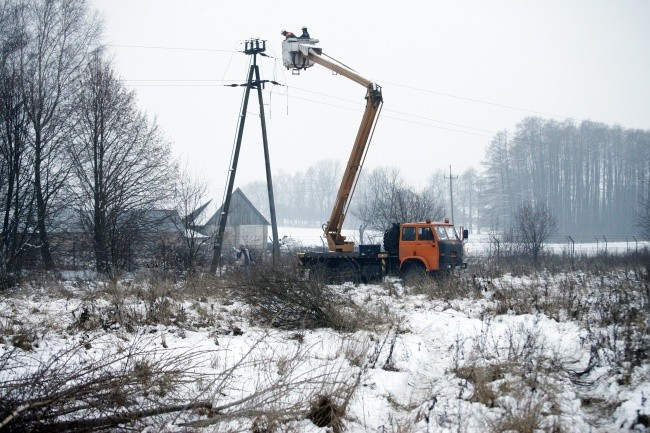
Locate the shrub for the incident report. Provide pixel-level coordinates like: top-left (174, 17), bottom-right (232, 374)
top-left (231, 262), bottom-right (377, 331)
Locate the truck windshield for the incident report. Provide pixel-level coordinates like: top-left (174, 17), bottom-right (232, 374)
top-left (435, 226), bottom-right (459, 240)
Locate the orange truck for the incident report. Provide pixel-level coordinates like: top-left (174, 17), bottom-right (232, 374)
top-left (283, 29), bottom-right (468, 283)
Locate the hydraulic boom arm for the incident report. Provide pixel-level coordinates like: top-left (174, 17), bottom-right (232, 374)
top-left (282, 33), bottom-right (383, 252)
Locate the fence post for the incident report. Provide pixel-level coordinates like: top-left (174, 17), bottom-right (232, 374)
top-left (603, 236), bottom-right (608, 255)
top-left (595, 236), bottom-right (599, 254)
top-left (491, 236), bottom-right (500, 271)
top-left (633, 236), bottom-right (638, 254)
top-left (567, 236), bottom-right (575, 269)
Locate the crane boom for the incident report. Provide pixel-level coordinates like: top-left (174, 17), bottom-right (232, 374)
top-left (282, 33), bottom-right (383, 252)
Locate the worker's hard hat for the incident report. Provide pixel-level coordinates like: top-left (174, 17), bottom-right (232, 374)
top-left (281, 29), bottom-right (287, 35)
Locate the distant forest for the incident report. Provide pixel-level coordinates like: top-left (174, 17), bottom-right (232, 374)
top-left (244, 116), bottom-right (650, 239)
top-left (481, 117), bottom-right (649, 238)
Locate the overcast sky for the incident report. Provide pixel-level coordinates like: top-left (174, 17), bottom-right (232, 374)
top-left (92, 0), bottom-right (650, 199)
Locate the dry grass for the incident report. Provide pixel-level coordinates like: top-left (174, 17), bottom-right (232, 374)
top-left (406, 272), bottom-right (479, 302)
top-left (230, 262), bottom-right (388, 332)
top-left (0, 335), bottom-right (211, 432)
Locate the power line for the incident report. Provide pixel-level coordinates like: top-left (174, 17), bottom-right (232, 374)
top-left (275, 84), bottom-right (496, 134)
top-left (380, 79), bottom-right (572, 120)
top-left (108, 44), bottom-right (566, 119)
top-left (107, 44), bottom-right (237, 53)
top-left (121, 79), bottom-right (283, 87)
top-left (108, 45), bottom-right (585, 137)
top-left (284, 93), bottom-right (493, 138)
top-left (120, 79), bottom-right (494, 137)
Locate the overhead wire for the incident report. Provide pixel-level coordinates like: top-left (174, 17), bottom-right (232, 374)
top-left (111, 42), bottom-right (576, 122)
top-left (273, 83), bottom-right (496, 135)
top-left (380, 79), bottom-right (572, 121)
top-left (107, 43), bottom-right (237, 53)
top-left (110, 42), bottom-right (575, 138)
top-left (120, 77), bottom-right (493, 137)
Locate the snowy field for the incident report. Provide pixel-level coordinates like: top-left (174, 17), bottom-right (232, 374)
top-left (1, 262), bottom-right (649, 431)
top-left (276, 226), bottom-right (650, 257)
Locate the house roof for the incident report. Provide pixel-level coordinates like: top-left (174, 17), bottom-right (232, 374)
top-left (140, 209), bottom-right (179, 233)
top-left (204, 188), bottom-right (270, 227)
top-left (49, 208), bottom-right (181, 234)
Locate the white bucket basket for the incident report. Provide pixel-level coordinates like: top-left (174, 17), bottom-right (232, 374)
top-left (282, 38), bottom-right (322, 71)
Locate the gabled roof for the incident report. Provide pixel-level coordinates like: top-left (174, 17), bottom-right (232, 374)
top-left (140, 209), bottom-right (179, 233)
top-left (205, 188), bottom-right (270, 227)
top-left (49, 208), bottom-right (181, 234)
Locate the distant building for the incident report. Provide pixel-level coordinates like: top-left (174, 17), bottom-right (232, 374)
top-left (45, 190), bottom-right (270, 270)
top-left (202, 188), bottom-right (270, 252)
top-left (49, 207), bottom-right (183, 269)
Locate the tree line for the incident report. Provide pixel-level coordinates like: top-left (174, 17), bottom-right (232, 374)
top-left (244, 118), bottom-right (650, 241)
top-left (242, 163), bottom-right (447, 234)
top-left (481, 117), bottom-right (650, 238)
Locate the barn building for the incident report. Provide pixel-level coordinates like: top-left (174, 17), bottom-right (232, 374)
top-left (202, 188), bottom-right (270, 252)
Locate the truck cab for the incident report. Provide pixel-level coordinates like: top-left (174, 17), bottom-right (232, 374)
top-left (397, 219), bottom-right (467, 273)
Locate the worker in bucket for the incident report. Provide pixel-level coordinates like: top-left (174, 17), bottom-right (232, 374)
top-left (281, 29), bottom-right (295, 40)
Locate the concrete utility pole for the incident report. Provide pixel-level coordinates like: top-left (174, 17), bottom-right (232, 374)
top-left (210, 39), bottom-right (280, 274)
top-left (444, 165), bottom-right (458, 224)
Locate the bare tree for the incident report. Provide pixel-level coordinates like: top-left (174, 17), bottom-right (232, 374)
top-left (637, 193), bottom-right (650, 239)
top-left (18, 0), bottom-right (100, 268)
top-left (0, 1), bottom-right (34, 288)
top-left (173, 166), bottom-right (212, 273)
top-left (69, 50), bottom-right (174, 274)
top-left (513, 201), bottom-right (558, 263)
top-left (353, 166), bottom-right (444, 235)
top-left (482, 118), bottom-right (650, 237)
top-left (456, 167), bottom-right (480, 234)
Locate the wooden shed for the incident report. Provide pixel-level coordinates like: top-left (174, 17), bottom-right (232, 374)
top-left (203, 188), bottom-right (270, 251)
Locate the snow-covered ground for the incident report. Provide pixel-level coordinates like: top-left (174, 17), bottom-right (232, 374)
top-left (1, 266), bottom-right (648, 432)
top-left (276, 226), bottom-right (650, 257)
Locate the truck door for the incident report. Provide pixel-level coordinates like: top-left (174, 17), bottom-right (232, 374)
top-left (416, 226), bottom-right (439, 271)
top-left (398, 225), bottom-right (440, 271)
top-left (398, 226), bottom-right (416, 267)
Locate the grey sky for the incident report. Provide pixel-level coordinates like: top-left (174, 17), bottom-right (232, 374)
top-left (93, 0), bottom-right (650, 198)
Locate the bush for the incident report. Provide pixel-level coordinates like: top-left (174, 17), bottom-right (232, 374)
top-left (0, 336), bottom-right (210, 432)
top-left (231, 262), bottom-right (375, 331)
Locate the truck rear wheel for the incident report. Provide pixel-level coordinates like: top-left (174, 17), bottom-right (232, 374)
top-left (334, 260), bottom-right (360, 284)
top-left (308, 262), bottom-right (328, 282)
top-left (361, 263), bottom-right (382, 283)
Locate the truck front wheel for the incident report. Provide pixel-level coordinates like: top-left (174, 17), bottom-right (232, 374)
top-left (402, 262), bottom-right (427, 286)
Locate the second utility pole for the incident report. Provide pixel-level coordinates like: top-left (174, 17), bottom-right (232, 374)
top-left (445, 165), bottom-right (458, 224)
